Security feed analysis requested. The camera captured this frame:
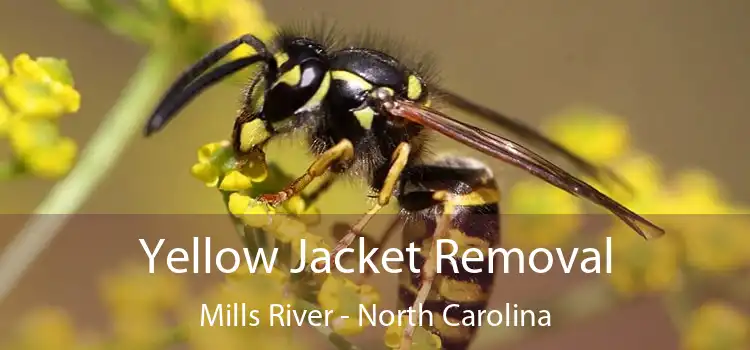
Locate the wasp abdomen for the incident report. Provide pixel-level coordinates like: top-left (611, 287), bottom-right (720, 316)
top-left (398, 157), bottom-right (501, 350)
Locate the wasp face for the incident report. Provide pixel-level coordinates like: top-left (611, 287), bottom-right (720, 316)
top-left (262, 37), bottom-right (331, 125)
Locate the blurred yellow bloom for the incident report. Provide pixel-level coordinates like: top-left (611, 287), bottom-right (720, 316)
top-left (0, 98), bottom-right (11, 135)
top-left (7, 118), bottom-right (78, 178)
top-left (0, 53), bottom-right (8, 84)
top-left (384, 318), bottom-right (442, 350)
top-left (23, 136), bottom-right (77, 178)
top-left (292, 231), bottom-right (332, 265)
top-left (12, 308), bottom-right (78, 350)
top-left (603, 153), bottom-right (665, 209)
top-left (168, 0), bottom-right (227, 23)
top-left (1, 52), bottom-right (79, 180)
top-left (544, 108), bottom-right (631, 163)
top-left (505, 179), bottom-right (582, 248)
top-left (681, 215), bottom-right (750, 272)
top-left (684, 301), bottom-right (748, 350)
top-left (4, 54), bottom-right (80, 117)
top-left (185, 272), bottom-right (298, 350)
top-left (220, 0), bottom-right (277, 60)
top-left (665, 170), bottom-right (732, 214)
top-left (101, 264), bottom-right (187, 316)
top-left (318, 275), bottom-right (380, 335)
top-left (605, 227), bottom-right (681, 296)
top-left (271, 215), bottom-right (308, 243)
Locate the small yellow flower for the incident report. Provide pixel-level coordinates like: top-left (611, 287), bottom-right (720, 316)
top-left (544, 108), bottom-right (631, 163)
top-left (505, 179), bottom-right (582, 248)
top-left (191, 162), bottom-right (220, 186)
top-left (197, 141), bottom-right (227, 163)
top-left (384, 318), bottom-right (442, 350)
top-left (7, 118), bottom-right (78, 178)
top-left (606, 227), bottom-right (681, 296)
top-left (4, 54), bottom-right (80, 117)
top-left (318, 275), bottom-right (380, 335)
top-left (219, 169), bottom-right (253, 191)
top-left (23, 136), bottom-right (77, 178)
top-left (228, 192), bottom-right (276, 227)
top-left (283, 196), bottom-right (307, 215)
top-left (191, 141), bottom-right (268, 189)
top-left (684, 301), bottom-right (749, 350)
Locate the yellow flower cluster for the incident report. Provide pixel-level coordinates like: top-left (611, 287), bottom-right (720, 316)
top-left (0, 53), bottom-right (80, 179)
top-left (190, 140), bottom-right (388, 340)
top-left (684, 301), bottom-right (749, 350)
top-left (5, 262), bottom-right (311, 350)
top-left (318, 275), bottom-right (380, 335)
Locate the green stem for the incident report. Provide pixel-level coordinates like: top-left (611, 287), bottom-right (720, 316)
top-left (0, 158), bottom-right (24, 180)
top-left (0, 49), bottom-right (174, 304)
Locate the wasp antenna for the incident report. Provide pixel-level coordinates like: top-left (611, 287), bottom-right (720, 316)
top-left (145, 56), bottom-right (270, 136)
top-left (144, 35), bottom-right (275, 136)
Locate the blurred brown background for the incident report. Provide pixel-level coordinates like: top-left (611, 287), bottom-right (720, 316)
top-left (0, 0), bottom-right (748, 349)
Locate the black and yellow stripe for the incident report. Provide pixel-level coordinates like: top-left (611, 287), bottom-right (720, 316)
top-left (397, 157), bottom-right (501, 350)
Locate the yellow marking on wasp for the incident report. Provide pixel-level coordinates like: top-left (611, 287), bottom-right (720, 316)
top-left (296, 72), bottom-right (331, 113)
top-left (407, 75), bottom-right (423, 100)
top-left (353, 107), bottom-right (376, 129)
top-left (435, 277), bottom-right (488, 302)
top-left (433, 187), bottom-right (500, 206)
top-left (448, 229), bottom-right (492, 254)
top-left (331, 70), bottom-right (373, 90)
top-left (249, 79), bottom-right (266, 114)
top-left (274, 52), bottom-right (290, 66)
top-left (274, 65), bottom-right (301, 88)
top-left (239, 119), bottom-right (270, 152)
top-left (307, 73), bottom-right (331, 106)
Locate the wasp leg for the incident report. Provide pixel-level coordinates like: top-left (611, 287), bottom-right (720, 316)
top-left (258, 139), bottom-right (354, 206)
top-left (301, 171), bottom-right (339, 208)
top-left (399, 207), bottom-right (453, 350)
top-left (321, 142), bottom-right (412, 267)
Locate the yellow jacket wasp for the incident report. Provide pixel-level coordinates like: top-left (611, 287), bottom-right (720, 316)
top-left (144, 24), bottom-right (665, 350)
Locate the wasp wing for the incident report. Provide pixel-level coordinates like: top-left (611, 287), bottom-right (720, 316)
top-left (385, 98), bottom-right (665, 239)
top-left (434, 87), bottom-right (633, 195)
